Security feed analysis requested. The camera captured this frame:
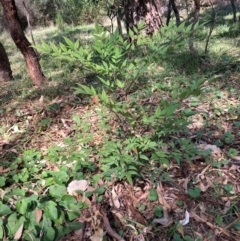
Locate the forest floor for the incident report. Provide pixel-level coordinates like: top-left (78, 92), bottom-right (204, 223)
top-left (1, 6), bottom-right (240, 241)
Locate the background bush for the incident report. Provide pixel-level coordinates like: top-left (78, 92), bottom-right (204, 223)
top-left (0, 0), bottom-right (103, 32)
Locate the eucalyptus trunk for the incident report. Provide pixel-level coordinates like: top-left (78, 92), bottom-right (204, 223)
top-left (124, 0), bottom-right (164, 36)
top-left (0, 0), bottom-right (46, 86)
top-left (0, 42), bottom-right (12, 82)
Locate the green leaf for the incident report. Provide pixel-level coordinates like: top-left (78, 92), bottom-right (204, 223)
top-left (0, 202), bottom-right (12, 215)
top-left (44, 201), bottom-right (59, 221)
top-left (188, 187), bottom-right (201, 198)
top-left (43, 226), bottom-right (56, 241)
top-left (66, 209), bottom-right (81, 221)
top-left (92, 187), bottom-right (106, 195)
top-left (53, 171), bottom-right (70, 184)
top-left (139, 154), bottom-right (149, 161)
top-left (22, 229), bottom-right (38, 241)
top-left (173, 233), bottom-right (183, 241)
top-left (61, 195), bottom-right (77, 204)
top-left (13, 216), bottom-right (25, 240)
top-left (74, 40), bottom-right (80, 50)
top-left (63, 36), bottom-right (75, 49)
top-left (162, 104), bottom-right (179, 116)
top-left (171, 89), bottom-right (178, 99)
top-left (6, 214), bottom-right (25, 238)
top-left (155, 106), bottom-right (161, 117)
top-left (76, 84), bottom-right (95, 96)
top-left (65, 221), bottom-right (83, 230)
top-left (101, 89), bottom-right (108, 103)
top-left (148, 188), bottom-right (158, 201)
top-left (16, 199), bottom-right (28, 215)
top-left (42, 41), bottom-right (51, 53)
top-left (184, 236), bottom-right (194, 241)
top-left (60, 42), bottom-right (67, 52)
top-left (54, 210), bottom-right (65, 225)
top-left (125, 174), bottom-right (133, 185)
top-left (233, 221), bottom-right (240, 231)
top-left (50, 42), bottom-right (60, 54)
top-left (6, 213), bottom-right (17, 236)
top-left (0, 176), bottom-right (6, 187)
top-left (116, 79), bottom-right (124, 88)
top-left (72, 114), bottom-right (81, 125)
top-left (153, 206), bottom-right (163, 217)
top-left (0, 226), bottom-right (3, 239)
top-left (49, 184), bottom-right (66, 198)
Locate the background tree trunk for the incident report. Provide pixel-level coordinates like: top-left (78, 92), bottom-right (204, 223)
top-left (166, 0), bottom-right (172, 26)
top-left (0, 42), bottom-right (12, 82)
top-left (124, 0), bottom-right (164, 36)
top-left (0, 0), bottom-right (46, 86)
top-left (166, 0), bottom-right (180, 26)
top-left (188, 0), bottom-right (200, 56)
top-left (171, 0), bottom-right (180, 26)
top-left (230, 0), bottom-right (237, 23)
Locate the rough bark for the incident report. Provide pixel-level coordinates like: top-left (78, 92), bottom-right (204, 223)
top-left (0, 0), bottom-right (46, 86)
top-left (124, 0), bottom-right (164, 36)
top-left (0, 42), bottom-right (12, 82)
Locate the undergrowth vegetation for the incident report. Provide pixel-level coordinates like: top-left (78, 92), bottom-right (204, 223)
top-left (1, 5), bottom-right (240, 241)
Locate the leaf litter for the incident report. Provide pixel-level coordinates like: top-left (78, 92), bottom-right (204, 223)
top-left (1, 76), bottom-right (240, 240)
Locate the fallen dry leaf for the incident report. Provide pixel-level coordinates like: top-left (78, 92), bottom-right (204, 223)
top-left (111, 187), bottom-right (120, 209)
top-left (179, 210), bottom-right (190, 225)
top-left (90, 228), bottom-right (104, 241)
top-left (14, 223), bottom-right (24, 240)
top-left (67, 180), bottom-right (89, 195)
top-left (198, 144), bottom-right (222, 155)
top-left (34, 209), bottom-right (42, 224)
top-left (222, 200), bottom-right (231, 214)
top-left (156, 184), bottom-right (171, 210)
top-left (0, 188), bottom-right (6, 199)
top-left (0, 167), bottom-right (10, 174)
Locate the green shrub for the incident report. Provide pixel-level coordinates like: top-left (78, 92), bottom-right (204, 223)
top-left (0, 21), bottom-right (207, 240)
top-left (34, 21), bottom-right (207, 181)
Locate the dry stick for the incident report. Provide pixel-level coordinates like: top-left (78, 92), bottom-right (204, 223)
top-left (204, 0), bottom-right (216, 54)
top-left (102, 213), bottom-right (125, 241)
top-left (218, 216), bottom-right (240, 236)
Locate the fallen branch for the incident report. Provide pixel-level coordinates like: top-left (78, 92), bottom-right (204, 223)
top-left (102, 213), bottom-right (125, 241)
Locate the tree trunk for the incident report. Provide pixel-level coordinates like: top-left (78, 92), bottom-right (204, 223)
top-left (166, 0), bottom-right (172, 26)
top-left (188, 0), bottom-right (200, 56)
top-left (171, 0), bottom-right (180, 26)
top-left (166, 0), bottom-right (180, 26)
top-left (230, 0), bottom-right (237, 23)
top-left (0, 0), bottom-right (46, 86)
top-left (0, 42), bottom-right (12, 82)
top-left (124, 0), bottom-right (164, 36)
top-left (114, 0), bottom-right (123, 36)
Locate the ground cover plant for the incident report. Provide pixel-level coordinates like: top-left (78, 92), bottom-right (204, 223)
top-left (0, 2), bottom-right (240, 241)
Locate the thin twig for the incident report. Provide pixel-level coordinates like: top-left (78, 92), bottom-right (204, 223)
top-left (22, 1), bottom-right (39, 58)
top-left (205, 0), bottom-right (216, 54)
